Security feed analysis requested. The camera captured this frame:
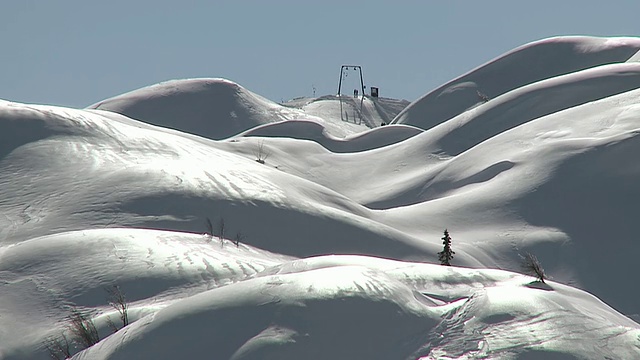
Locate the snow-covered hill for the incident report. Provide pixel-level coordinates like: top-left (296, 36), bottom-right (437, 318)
top-left (88, 78), bottom-right (303, 140)
top-left (89, 79), bottom-right (408, 140)
top-left (2, 36), bottom-right (640, 359)
top-left (392, 36), bottom-right (640, 129)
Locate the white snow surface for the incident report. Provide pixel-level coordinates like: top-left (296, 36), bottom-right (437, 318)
top-left (2, 36), bottom-right (640, 359)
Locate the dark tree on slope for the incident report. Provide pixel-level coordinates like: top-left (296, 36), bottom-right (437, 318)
top-left (438, 229), bottom-right (455, 266)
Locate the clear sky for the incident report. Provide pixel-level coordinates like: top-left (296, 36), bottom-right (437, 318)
top-left (2, 0), bottom-right (639, 108)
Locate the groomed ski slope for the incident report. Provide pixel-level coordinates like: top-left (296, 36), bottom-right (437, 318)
top-left (1, 36), bottom-right (640, 359)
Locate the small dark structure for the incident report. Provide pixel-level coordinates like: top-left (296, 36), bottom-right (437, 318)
top-left (370, 87), bottom-right (379, 97)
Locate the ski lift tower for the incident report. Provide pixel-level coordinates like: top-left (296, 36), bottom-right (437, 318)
top-left (337, 65), bottom-right (365, 123)
top-left (337, 65), bottom-right (365, 97)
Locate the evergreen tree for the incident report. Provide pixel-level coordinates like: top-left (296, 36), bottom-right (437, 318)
top-left (438, 229), bottom-right (455, 266)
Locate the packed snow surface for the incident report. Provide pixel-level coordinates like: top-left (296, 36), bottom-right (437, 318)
top-left (2, 36), bottom-right (640, 359)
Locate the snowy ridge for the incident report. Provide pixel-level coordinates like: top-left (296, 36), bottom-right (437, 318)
top-left (432, 62), bottom-right (640, 156)
top-left (0, 101), bottom-right (432, 260)
top-left (72, 256), bottom-right (640, 360)
top-left (1, 36), bottom-right (640, 359)
top-left (392, 36), bottom-right (640, 129)
top-left (239, 120), bottom-right (423, 153)
top-left (88, 78), bottom-right (307, 140)
top-left (0, 228), bottom-right (291, 359)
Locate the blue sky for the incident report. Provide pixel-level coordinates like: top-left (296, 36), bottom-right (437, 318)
top-left (2, 1), bottom-right (639, 107)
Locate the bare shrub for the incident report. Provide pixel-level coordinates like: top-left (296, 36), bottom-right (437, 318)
top-left (477, 90), bottom-right (490, 103)
top-left (105, 285), bottom-right (129, 332)
top-left (521, 252), bottom-right (546, 283)
top-left (233, 232), bottom-right (244, 247)
top-left (254, 141), bottom-right (270, 164)
top-left (216, 217), bottom-right (226, 245)
top-left (205, 217), bottom-right (214, 240)
top-left (68, 307), bottom-right (99, 349)
top-left (44, 333), bottom-right (72, 360)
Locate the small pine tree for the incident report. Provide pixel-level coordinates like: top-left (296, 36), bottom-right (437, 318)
top-left (438, 229), bottom-right (455, 266)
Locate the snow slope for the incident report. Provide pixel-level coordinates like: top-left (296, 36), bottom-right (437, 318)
top-left (284, 95), bottom-right (410, 128)
top-left (74, 256), bottom-right (640, 360)
top-left (88, 78), bottom-right (304, 140)
top-left (238, 120), bottom-right (423, 153)
top-left (0, 102), bottom-right (431, 260)
top-left (2, 35), bottom-right (640, 359)
top-left (89, 79), bottom-right (408, 140)
top-left (392, 36), bottom-right (640, 130)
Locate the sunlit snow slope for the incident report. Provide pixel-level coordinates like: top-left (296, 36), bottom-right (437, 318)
top-left (392, 36), bottom-right (640, 129)
top-left (2, 36), bottom-right (640, 359)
